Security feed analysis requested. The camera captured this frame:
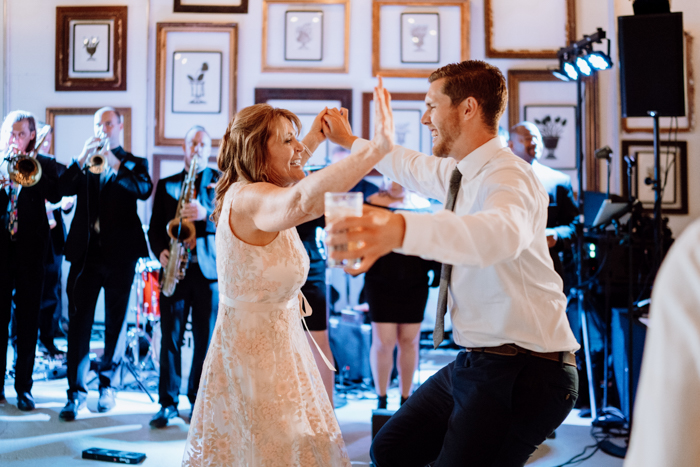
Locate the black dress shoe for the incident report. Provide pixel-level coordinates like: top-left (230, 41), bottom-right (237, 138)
top-left (97, 387), bottom-right (116, 413)
top-left (59, 398), bottom-right (85, 421)
top-left (149, 405), bottom-right (179, 428)
top-left (17, 393), bottom-right (35, 411)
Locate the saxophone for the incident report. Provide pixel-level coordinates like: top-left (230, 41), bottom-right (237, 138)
top-left (160, 156), bottom-right (198, 297)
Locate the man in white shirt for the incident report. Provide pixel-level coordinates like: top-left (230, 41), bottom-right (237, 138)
top-left (325, 60), bottom-right (580, 466)
top-left (624, 218), bottom-right (700, 467)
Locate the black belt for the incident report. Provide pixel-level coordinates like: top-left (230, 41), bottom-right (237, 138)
top-left (467, 344), bottom-right (577, 367)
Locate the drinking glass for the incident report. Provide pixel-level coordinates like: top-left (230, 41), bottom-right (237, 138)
top-left (324, 192), bottom-right (363, 269)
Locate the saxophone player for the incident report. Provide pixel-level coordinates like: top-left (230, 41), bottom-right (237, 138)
top-left (0, 111), bottom-right (60, 410)
top-left (148, 125), bottom-right (219, 428)
top-left (59, 107), bottom-right (153, 421)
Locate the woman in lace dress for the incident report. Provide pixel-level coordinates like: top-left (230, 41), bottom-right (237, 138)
top-left (182, 81), bottom-right (394, 467)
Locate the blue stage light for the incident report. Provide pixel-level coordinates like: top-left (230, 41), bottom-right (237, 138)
top-left (576, 56), bottom-right (592, 76)
top-left (586, 52), bottom-right (612, 70)
top-left (564, 62), bottom-right (579, 80)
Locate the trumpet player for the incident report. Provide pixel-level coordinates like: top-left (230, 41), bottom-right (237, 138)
top-left (147, 125), bottom-right (219, 428)
top-left (59, 107), bottom-right (153, 421)
top-left (0, 111), bottom-right (60, 410)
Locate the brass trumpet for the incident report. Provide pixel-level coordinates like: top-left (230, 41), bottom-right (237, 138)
top-left (84, 135), bottom-right (109, 174)
top-left (3, 124), bottom-right (51, 187)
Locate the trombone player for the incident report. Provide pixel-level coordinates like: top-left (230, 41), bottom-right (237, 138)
top-left (147, 125), bottom-right (219, 428)
top-left (0, 111), bottom-right (60, 410)
top-left (59, 107), bottom-right (153, 421)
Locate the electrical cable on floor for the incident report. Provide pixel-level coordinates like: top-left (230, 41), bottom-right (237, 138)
top-left (549, 424), bottom-right (629, 467)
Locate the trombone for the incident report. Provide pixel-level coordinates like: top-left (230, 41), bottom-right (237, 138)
top-left (2, 124), bottom-right (51, 187)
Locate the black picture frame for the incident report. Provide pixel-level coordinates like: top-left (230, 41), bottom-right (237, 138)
top-left (621, 140), bottom-right (688, 215)
top-left (173, 0), bottom-right (248, 14)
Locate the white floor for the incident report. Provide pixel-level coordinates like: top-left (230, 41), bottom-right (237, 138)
top-left (0, 348), bottom-right (626, 466)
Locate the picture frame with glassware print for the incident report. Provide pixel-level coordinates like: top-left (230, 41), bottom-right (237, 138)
top-left (155, 22), bottom-right (238, 147)
top-left (362, 92), bottom-right (432, 156)
top-left (373, 0), bottom-right (469, 78)
top-left (255, 88), bottom-right (353, 169)
top-left (55, 6), bottom-right (127, 91)
top-left (262, 0), bottom-right (349, 73)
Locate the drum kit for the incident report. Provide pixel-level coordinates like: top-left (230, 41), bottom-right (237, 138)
top-left (118, 258), bottom-right (163, 400)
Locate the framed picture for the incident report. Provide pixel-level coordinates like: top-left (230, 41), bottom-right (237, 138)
top-left (373, 0), bottom-right (469, 78)
top-left (255, 88), bottom-right (352, 168)
top-left (621, 140), bottom-right (688, 215)
top-left (622, 32), bottom-right (695, 134)
top-left (362, 92), bottom-right (432, 156)
top-left (508, 69), bottom-right (601, 191)
top-left (45, 107), bottom-right (132, 166)
top-left (55, 6), bottom-right (127, 91)
top-left (285, 10), bottom-right (323, 61)
top-left (401, 13), bottom-right (439, 64)
top-left (171, 51), bottom-right (223, 114)
top-left (485, 0), bottom-right (576, 59)
top-left (524, 105), bottom-right (576, 170)
top-left (173, 0), bottom-right (248, 14)
top-left (262, 0), bottom-right (349, 73)
top-left (156, 23), bottom-right (238, 147)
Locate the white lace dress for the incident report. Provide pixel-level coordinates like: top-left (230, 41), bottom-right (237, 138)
top-left (182, 181), bottom-right (350, 467)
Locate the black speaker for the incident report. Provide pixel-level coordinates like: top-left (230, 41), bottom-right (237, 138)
top-left (618, 12), bottom-right (685, 117)
top-left (371, 409), bottom-right (395, 439)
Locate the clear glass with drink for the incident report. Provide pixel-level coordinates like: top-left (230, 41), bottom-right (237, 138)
top-left (324, 192), bottom-right (363, 269)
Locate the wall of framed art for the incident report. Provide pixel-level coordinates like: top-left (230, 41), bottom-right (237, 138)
top-left (2, 0), bottom-right (700, 235)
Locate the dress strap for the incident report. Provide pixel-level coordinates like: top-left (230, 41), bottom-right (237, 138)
top-left (219, 292), bottom-right (336, 372)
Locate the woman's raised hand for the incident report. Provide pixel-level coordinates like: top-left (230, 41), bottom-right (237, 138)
top-left (372, 76), bottom-right (394, 155)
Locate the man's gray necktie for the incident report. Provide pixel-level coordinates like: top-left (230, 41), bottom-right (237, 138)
top-left (433, 167), bottom-right (463, 349)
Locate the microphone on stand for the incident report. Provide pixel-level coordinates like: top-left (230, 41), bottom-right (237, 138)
top-left (595, 146), bottom-right (613, 198)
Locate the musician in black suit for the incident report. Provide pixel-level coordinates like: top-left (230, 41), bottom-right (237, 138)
top-left (0, 111), bottom-right (60, 410)
top-left (509, 122), bottom-right (578, 290)
top-left (59, 107), bottom-right (153, 421)
top-left (148, 126), bottom-right (219, 428)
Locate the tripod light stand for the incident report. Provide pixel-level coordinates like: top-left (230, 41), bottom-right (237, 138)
top-left (552, 28), bottom-right (613, 421)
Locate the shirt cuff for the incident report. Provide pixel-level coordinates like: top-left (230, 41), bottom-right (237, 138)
top-left (394, 210), bottom-right (429, 256)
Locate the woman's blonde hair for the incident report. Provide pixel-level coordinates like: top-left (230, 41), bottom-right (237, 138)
top-left (212, 103), bottom-right (301, 224)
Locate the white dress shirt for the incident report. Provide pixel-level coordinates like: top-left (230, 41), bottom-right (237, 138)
top-left (352, 137), bottom-right (579, 353)
top-left (625, 218), bottom-right (700, 467)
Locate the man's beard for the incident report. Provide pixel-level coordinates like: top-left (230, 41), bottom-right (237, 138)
top-left (431, 113), bottom-right (461, 158)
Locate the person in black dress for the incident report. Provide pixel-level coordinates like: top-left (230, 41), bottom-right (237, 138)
top-left (364, 179), bottom-right (439, 409)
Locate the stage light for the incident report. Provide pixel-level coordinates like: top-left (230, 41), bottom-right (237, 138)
top-left (575, 56), bottom-right (592, 76)
top-left (564, 62), bottom-right (579, 80)
top-left (586, 52), bottom-right (612, 70)
top-left (552, 70), bottom-right (570, 82)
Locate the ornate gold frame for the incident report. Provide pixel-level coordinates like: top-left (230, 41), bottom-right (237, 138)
top-left (372, 0), bottom-right (470, 78)
top-left (45, 107), bottom-right (132, 156)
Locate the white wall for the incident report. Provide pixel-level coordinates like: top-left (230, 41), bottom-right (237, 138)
top-left (3, 0), bottom-right (698, 235)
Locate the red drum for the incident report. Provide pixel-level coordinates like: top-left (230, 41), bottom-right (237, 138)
top-left (142, 270), bottom-right (161, 319)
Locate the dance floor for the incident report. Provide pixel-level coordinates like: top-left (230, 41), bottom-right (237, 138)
top-left (0, 345), bottom-right (625, 466)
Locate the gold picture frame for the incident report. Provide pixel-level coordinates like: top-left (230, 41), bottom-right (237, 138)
top-left (262, 0), bottom-right (350, 73)
top-left (507, 69), bottom-right (600, 192)
top-left (485, 0), bottom-right (576, 59)
top-left (372, 0), bottom-right (470, 78)
top-left (155, 22), bottom-right (238, 147)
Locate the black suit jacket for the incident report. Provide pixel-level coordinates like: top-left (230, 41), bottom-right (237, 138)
top-left (0, 154), bottom-right (61, 262)
top-left (148, 167), bottom-right (218, 280)
top-left (532, 161), bottom-right (579, 288)
top-left (59, 146), bottom-right (153, 264)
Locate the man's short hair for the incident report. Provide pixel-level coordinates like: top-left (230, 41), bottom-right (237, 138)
top-left (1, 110), bottom-right (37, 152)
top-left (95, 106), bottom-right (122, 122)
top-left (509, 122), bottom-right (543, 159)
top-left (185, 125), bottom-right (210, 143)
top-left (429, 61), bottom-right (507, 132)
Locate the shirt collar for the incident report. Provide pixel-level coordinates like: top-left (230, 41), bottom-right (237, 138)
top-left (455, 137), bottom-right (505, 181)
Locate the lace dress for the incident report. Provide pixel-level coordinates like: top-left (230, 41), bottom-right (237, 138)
top-left (182, 181), bottom-right (350, 467)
